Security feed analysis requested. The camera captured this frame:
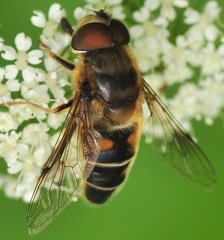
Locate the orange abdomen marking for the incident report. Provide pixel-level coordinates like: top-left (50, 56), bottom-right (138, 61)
top-left (85, 122), bottom-right (140, 204)
top-left (96, 136), bottom-right (114, 152)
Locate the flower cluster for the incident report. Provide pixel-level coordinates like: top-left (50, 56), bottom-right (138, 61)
top-left (132, 0), bottom-right (224, 130)
top-left (0, 0), bottom-right (223, 202)
top-left (0, 3), bottom-right (70, 202)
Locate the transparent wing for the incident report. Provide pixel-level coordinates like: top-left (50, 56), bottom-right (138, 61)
top-left (27, 93), bottom-right (82, 234)
top-left (77, 98), bottom-right (100, 179)
top-left (27, 92), bottom-right (99, 234)
top-left (143, 80), bottom-right (216, 187)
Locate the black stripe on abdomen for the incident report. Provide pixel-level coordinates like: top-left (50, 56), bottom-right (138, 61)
top-left (85, 125), bottom-right (136, 204)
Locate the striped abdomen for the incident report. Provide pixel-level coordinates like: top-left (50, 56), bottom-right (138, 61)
top-left (83, 47), bottom-right (143, 204)
top-left (85, 123), bottom-right (140, 204)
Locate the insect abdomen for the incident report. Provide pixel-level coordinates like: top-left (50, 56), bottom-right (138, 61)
top-left (85, 125), bottom-right (139, 204)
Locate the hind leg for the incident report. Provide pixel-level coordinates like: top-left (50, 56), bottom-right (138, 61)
top-left (1, 99), bottom-right (73, 113)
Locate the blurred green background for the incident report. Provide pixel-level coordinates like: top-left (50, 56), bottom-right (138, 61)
top-left (1, 0), bottom-right (224, 240)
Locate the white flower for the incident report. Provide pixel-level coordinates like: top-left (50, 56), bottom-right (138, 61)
top-left (42, 32), bottom-right (71, 53)
top-left (31, 4), bottom-right (69, 52)
top-left (31, 3), bottom-right (65, 37)
top-left (21, 123), bottom-right (49, 146)
top-left (0, 112), bottom-right (19, 132)
top-left (168, 83), bottom-right (198, 123)
top-left (162, 42), bottom-right (193, 84)
top-left (131, 21), bottom-right (169, 72)
top-left (133, 7), bottom-right (150, 23)
top-left (21, 81), bottom-right (50, 104)
top-left (8, 104), bottom-right (34, 124)
top-left (144, 0), bottom-right (160, 11)
top-left (17, 143), bottom-right (51, 172)
top-left (0, 68), bottom-right (14, 103)
top-left (9, 103), bottom-right (47, 123)
top-left (74, 0), bottom-right (126, 22)
top-left (150, 0), bottom-right (188, 23)
top-left (197, 75), bottom-right (224, 121)
top-left (31, 11), bottom-right (46, 28)
top-left (204, 1), bottom-right (221, 21)
top-left (184, 8), bottom-right (200, 25)
top-left (110, 5), bottom-right (125, 20)
top-left (6, 79), bottom-right (20, 92)
top-left (184, 1), bottom-right (221, 48)
top-left (143, 73), bottom-right (164, 93)
top-left (0, 76), bottom-right (20, 102)
top-left (0, 67), bottom-right (4, 80)
top-left (47, 109), bottom-right (66, 129)
top-left (44, 57), bottom-right (68, 102)
top-left (4, 179), bottom-right (23, 199)
top-left (1, 33), bottom-right (43, 82)
top-left (1, 135), bottom-right (58, 202)
top-left (200, 43), bottom-right (224, 75)
top-left (74, 7), bottom-right (86, 21)
top-left (107, 0), bottom-right (122, 5)
top-left (0, 131), bottom-right (21, 163)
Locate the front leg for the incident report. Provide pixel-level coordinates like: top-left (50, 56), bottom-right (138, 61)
top-left (40, 42), bottom-right (75, 71)
top-left (60, 17), bottom-right (74, 35)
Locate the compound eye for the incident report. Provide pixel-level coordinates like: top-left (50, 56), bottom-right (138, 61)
top-left (109, 19), bottom-right (130, 46)
top-left (72, 23), bottom-right (113, 51)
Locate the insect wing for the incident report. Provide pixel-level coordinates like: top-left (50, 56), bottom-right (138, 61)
top-left (78, 99), bottom-right (100, 179)
top-left (143, 80), bottom-right (216, 187)
top-left (27, 93), bottom-right (83, 234)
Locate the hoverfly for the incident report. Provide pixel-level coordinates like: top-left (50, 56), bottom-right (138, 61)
top-left (2, 9), bottom-right (216, 234)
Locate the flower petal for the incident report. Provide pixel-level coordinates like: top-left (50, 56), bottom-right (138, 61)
top-left (204, 1), bottom-right (221, 21)
top-left (154, 16), bottom-right (168, 27)
top-left (133, 8), bottom-right (150, 22)
top-left (0, 112), bottom-right (18, 132)
top-left (47, 113), bottom-right (64, 129)
top-left (5, 65), bottom-right (18, 80)
top-left (0, 67), bottom-right (5, 81)
top-left (73, 7), bottom-right (85, 21)
top-left (173, 0), bottom-right (188, 8)
top-left (48, 3), bottom-right (65, 23)
top-left (31, 10), bottom-right (46, 28)
top-left (8, 161), bottom-right (22, 174)
top-left (204, 25), bottom-right (219, 42)
top-left (6, 79), bottom-right (20, 92)
top-left (54, 32), bottom-right (71, 49)
top-left (44, 56), bottom-right (58, 72)
top-left (111, 6), bottom-right (126, 20)
top-left (145, 0), bottom-right (160, 11)
top-left (218, 44), bottom-right (224, 56)
top-left (15, 33), bottom-right (32, 52)
top-left (130, 25), bottom-right (144, 39)
top-left (34, 68), bottom-right (46, 82)
top-left (27, 49), bottom-right (43, 65)
top-left (22, 66), bottom-right (36, 83)
top-left (184, 8), bottom-right (200, 25)
top-left (161, 5), bottom-right (176, 20)
top-left (31, 84), bottom-right (50, 104)
top-left (1, 45), bottom-right (16, 60)
top-left (107, 0), bottom-right (122, 5)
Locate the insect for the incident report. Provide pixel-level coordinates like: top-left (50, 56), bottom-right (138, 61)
top-left (2, 9), bottom-right (216, 234)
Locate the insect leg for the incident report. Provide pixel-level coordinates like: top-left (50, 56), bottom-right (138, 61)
top-left (1, 99), bottom-right (73, 114)
top-left (60, 17), bottom-right (74, 35)
top-left (40, 42), bottom-right (75, 71)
